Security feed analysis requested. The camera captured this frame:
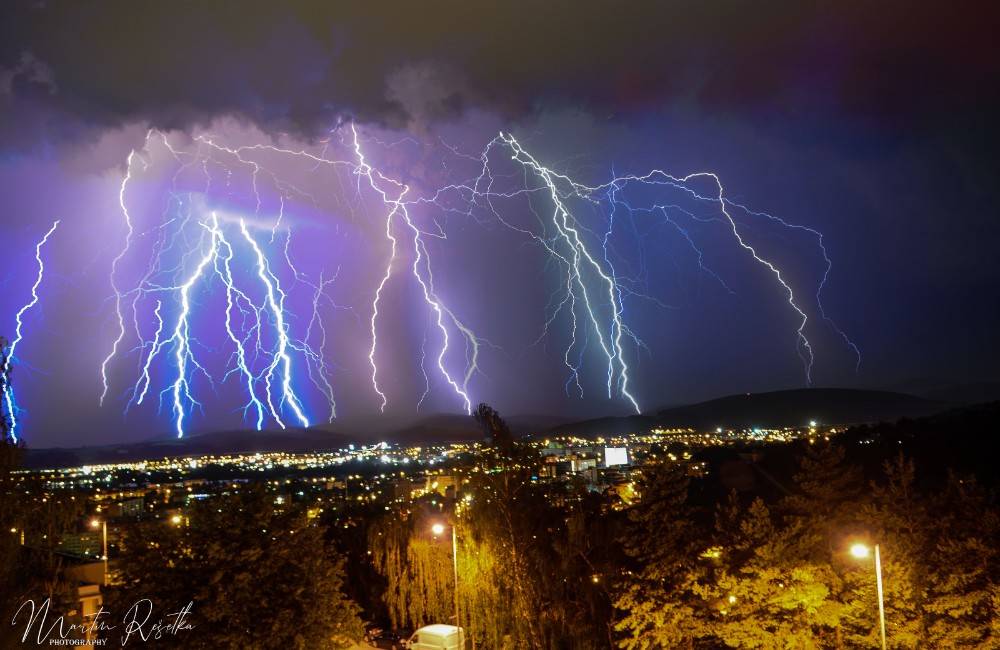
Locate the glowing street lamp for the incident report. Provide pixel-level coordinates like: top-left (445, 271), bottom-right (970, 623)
top-left (170, 514), bottom-right (183, 526)
top-left (90, 518), bottom-right (108, 586)
top-left (850, 542), bottom-right (886, 650)
top-left (431, 522), bottom-right (460, 633)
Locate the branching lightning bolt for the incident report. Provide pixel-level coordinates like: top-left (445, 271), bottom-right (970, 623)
top-left (350, 125), bottom-right (475, 414)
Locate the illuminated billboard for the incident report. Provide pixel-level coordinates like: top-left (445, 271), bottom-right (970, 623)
top-left (604, 447), bottom-right (628, 467)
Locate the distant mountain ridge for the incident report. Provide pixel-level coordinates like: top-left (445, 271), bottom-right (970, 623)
top-left (21, 388), bottom-right (950, 468)
top-left (21, 428), bottom-right (358, 470)
top-left (544, 388), bottom-right (950, 437)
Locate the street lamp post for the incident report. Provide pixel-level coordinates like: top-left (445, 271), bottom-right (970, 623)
top-left (90, 518), bottom-right (108, 586)
top-left (850, 542), bottom-right (886, 650)
top-left (431, 522), bottom-right (460, 633)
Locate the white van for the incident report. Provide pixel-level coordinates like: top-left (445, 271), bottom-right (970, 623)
top-left (405, 624), bottom-right (465, 650)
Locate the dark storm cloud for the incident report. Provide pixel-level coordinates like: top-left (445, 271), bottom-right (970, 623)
top-left (2, 1), bottom-right (998, 149)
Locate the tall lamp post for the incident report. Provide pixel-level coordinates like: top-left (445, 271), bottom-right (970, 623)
top-left (850, 542), bottom-right (886, 650)
top-left (431, 522), bottom-right (460, 631)
top-left (90, 518), bottom-right (108, 586)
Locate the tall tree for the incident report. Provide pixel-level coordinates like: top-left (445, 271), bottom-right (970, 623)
top-left (470, 403), bottom-right (547, 649)
top-left (782, 441), bottom-right (870, 648)
top-left (369, 501), bottom-right (454, 631)
top-left (614, 461), bottom-right (706, 649)
top-left (923, 474), bottom-right (1000, 648)
top-left (853, 454), bottom-right (929, 646)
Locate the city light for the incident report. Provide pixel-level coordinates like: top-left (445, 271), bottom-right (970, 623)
top-left (431, 523), bottom-right (446, 536)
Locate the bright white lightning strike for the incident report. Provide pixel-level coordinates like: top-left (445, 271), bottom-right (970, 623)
top-left (2, 220), bottom-right (59, 442)
top-left (100, 148), bottom-right (143, 406)
top-left (239, 219), bottom-right (310, 429)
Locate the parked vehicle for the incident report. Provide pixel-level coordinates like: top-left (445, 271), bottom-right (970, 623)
top-left (368, 629), bottom-right (405, 649)
top-left (403, 624), bottom-right (465, 650)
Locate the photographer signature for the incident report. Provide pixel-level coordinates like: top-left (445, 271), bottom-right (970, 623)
top-left (11, 598), bottom-right (195, 646)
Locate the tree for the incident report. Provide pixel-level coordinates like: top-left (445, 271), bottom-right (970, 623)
top-left (852, 454), bottom-right (929, 647)
top-left (614, 461), bottom-right (706, 649)
top-left (107, 487), bottom-right (364, 649)
top-left (469, 403), bottom-right (548, 649)
top-left (923, 474), bottom-right (1000, 648)
top-left (697, 495), bottom-right (846, 648)
top-left (369, 501), bottom-right (454, 631)
top-left (781, 441), bottom-right (870, 648)
top-left (783, 440), bottom-right (866, 552)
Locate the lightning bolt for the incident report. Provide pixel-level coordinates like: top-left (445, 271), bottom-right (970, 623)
top-left (99, 128), bottom-right (349, 436)
top-left (211, 218), bottom-right (266, 430)
top-left (239, 218), bottom-right (310, 428)
top-left (100, 147), bottom-right (145, 405)
top-left (2, 220), bottom-right (59, 442)
top-left (507, 134), bottom-right (641, 411)
top-left (418, 131), bottom-right (856, 405)
top-left (86, 120), bottom-right (853, 437)
top-left (725, 199), bottom-right (861, 372)
top-left (350, 124), bottom-right (475, 414)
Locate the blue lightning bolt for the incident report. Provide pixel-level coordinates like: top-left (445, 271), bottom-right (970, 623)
top-left (239, 218), bottom-right (311, 429)
top-left (211, 217), bottom-right (267, 430)
top-left (2, 220), bottom-right (59, 442)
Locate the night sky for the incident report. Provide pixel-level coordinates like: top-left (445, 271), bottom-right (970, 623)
top-left (2, 1), bottom-right (998, 447)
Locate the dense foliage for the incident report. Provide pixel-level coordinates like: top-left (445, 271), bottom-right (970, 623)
top-left (362, 404), bottom-right (1000, 649)
top-left (107, 488), bottom-right (365, 649)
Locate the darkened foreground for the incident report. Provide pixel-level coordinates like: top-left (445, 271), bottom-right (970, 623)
top-left (2, 402), bottom-right (999, 649)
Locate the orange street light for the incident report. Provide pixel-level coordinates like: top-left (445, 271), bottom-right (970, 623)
top-left (431, 522), bottom-right (460, 636)
top-left (90, 518), bottom-right (108, 586)
top-left (850, 542), bottom-right (886, 650)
